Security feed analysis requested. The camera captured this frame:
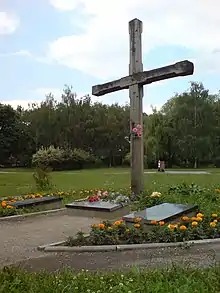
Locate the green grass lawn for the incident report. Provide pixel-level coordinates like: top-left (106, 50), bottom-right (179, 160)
top-left (1, 266), bottom-right (220, 293)
top-left (0, 168), bottom-right (220, 197)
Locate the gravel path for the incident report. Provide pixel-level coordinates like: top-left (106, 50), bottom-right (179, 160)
top-left (0, 212), bottom-right (100, 267)
top-left (1, 212), bottom-right (220, 273)
top-left (14, 244), bottom-right (220, 273)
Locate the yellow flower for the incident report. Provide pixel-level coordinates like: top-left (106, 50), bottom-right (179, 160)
top-left (214, 219), bottom-right (218, 223)
top-left (134, 224), bottom-right (140, 228)
top-left (168, 224), bottom-right (176, 230)
top-left (151, 220), bottom-right (157, 225)
top-left (179, 225), bottom-right (187, 231)
top-left (91, 224), bottom-right (98, 228)
top-left (210, 222), bottom-right (217, 228)
top-left (191, 217), bottom-right (198, 221)
top-left (212, 213), bottom-right (218, 218)
top-left (191, 221), bottom-right (198, 227)
top-left (182, 216), bottom-right (189, 221)
top-left (159, 221), bottom-right (165, 226)
top-left (196, 217), bottom-right (203, 222)
top-left (107, 227), bottom-right (113, 231)
top-left (126, 229), bottom-right (130, 233)
top-left (135, 217), bottom-right (142, 222)
top-left (196, 213), bottom-right (204, 218)
top-left (151, 192), bottom-right (161, 198)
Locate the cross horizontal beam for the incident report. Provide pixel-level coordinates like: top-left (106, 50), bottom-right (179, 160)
top-left (92, 60), bottom-right (194, 97)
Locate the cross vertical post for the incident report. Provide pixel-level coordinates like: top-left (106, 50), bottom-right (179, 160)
top-left (129, 19), bottom-right (144, 194)
top-left (92, 18), bottom-right (194, 196)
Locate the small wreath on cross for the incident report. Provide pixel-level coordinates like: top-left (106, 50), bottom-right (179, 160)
top-left (131, 122), bottom-right (142, 138)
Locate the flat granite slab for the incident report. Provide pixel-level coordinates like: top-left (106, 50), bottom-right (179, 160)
top-left (10, 196), bottom-right (62, 208)
top-left (66, 201), bottom-right (125, 212)
top-left (123, 203), bottom-right (198, 224)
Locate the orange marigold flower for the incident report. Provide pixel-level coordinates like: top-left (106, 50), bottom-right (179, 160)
top-left (6, 205), bottom-right (13, 209)
top-left (151, 220), bottom-right (157, 225)
top-left (212, 213), bottom-right (218, 218)
top-left (215, 189), bottom-right (220, 193)
top-left (196, 213), bottom-right (204, 218)
top-left (191, 221), bottom-right (198, 227)
top-left (210, 222), bottom-right (217, 228)
top-left (114, 221), bottom-right (121, 226)
top-left (135, 217), bottom-right (142, 222)
top-left (98, 223), bottom-right (105, 229)
top-left (179, 225), bottom-right (187, 231)
top-left (134, 224), bottom-right (140, 228)
top-left (191, 217), bottom-right (198, 221)
top-left (196, 217), bottom-right (203, 222)
top-left (182, 216), bottom-right (189, 221)
top-left (1, 201), bottom-right (7, 208)
top-left (159, 221), bottom-right (165, 226)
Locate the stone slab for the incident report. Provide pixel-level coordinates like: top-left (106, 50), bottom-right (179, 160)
top-left (123, 202), bottom-right (198, 224)
top-left (10, 196), bottom-right (62, 209)
top-left (66, 201), bottom-right (124, 212)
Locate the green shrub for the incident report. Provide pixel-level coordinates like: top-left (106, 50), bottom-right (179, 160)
top-left (33, 166), bottom-right (53, 191)
top-left (32, 146), bottom-right (100, 170)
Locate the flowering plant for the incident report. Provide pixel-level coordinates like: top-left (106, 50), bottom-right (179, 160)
top-left (69, 212), bottom-right (220, 246)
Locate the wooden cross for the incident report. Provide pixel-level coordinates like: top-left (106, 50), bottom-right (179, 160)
top-left (92, 18), bottom-right (194, 195)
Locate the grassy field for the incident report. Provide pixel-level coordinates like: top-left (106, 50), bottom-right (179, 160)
top-left (1, 266), bottom-right (220, 293)
top-left (1, 169), bottom-right (220, 290)
top-left (0, 168), bottom-right (220, 197)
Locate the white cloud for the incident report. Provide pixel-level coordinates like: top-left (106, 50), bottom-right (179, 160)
top-left (0, 12), bottom-right (19, 35)
top-left (1, 99), bottom-right (40, 109)
top-left (47, 0), bottom-right (220, 80)
top-left (49, 0), bottom-right (79, 11)
top-left (0, 50), bottom-right (31, 57)
top-left (32, 87), bottom-right (64, 98)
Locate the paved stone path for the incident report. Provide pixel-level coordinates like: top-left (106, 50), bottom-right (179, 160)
top-left (0, 212), bottom-right (100, 268)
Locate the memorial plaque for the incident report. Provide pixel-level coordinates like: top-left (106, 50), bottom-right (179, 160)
top-left (66, 201), bottom-right (124, 212)
top-left (66, 200), bottom-right (130, 220)
top-left (123, 203), bottom-right (198, 224)
top-left (10, 196), bottom-right (62, 208)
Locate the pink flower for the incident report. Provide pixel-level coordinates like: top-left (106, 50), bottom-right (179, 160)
top-left (132, 127), bottom-right (138, 133)
top-left (137, 133), bottom-right (142, 137)
top-left (102, 191), bottom-right (108, 196)
top-left (136, 124), bottom-right (142, 130)
top-left (97, 190), bottom-right (102, 197)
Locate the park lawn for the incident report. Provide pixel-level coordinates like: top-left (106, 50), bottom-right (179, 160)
top-left (0, 168), bottom-right (220, 198)
top-left (0, 266), bottom-right (220, 293)
top-left (1, 168), bottom-right (220, 216)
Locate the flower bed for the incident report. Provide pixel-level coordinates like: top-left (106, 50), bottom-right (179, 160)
top-left (67, 212), bottom-right (220, 246)
top-left (0, 191), bottom-right (68, 217)
top-left (88, 190), bottom-right (130, 205)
